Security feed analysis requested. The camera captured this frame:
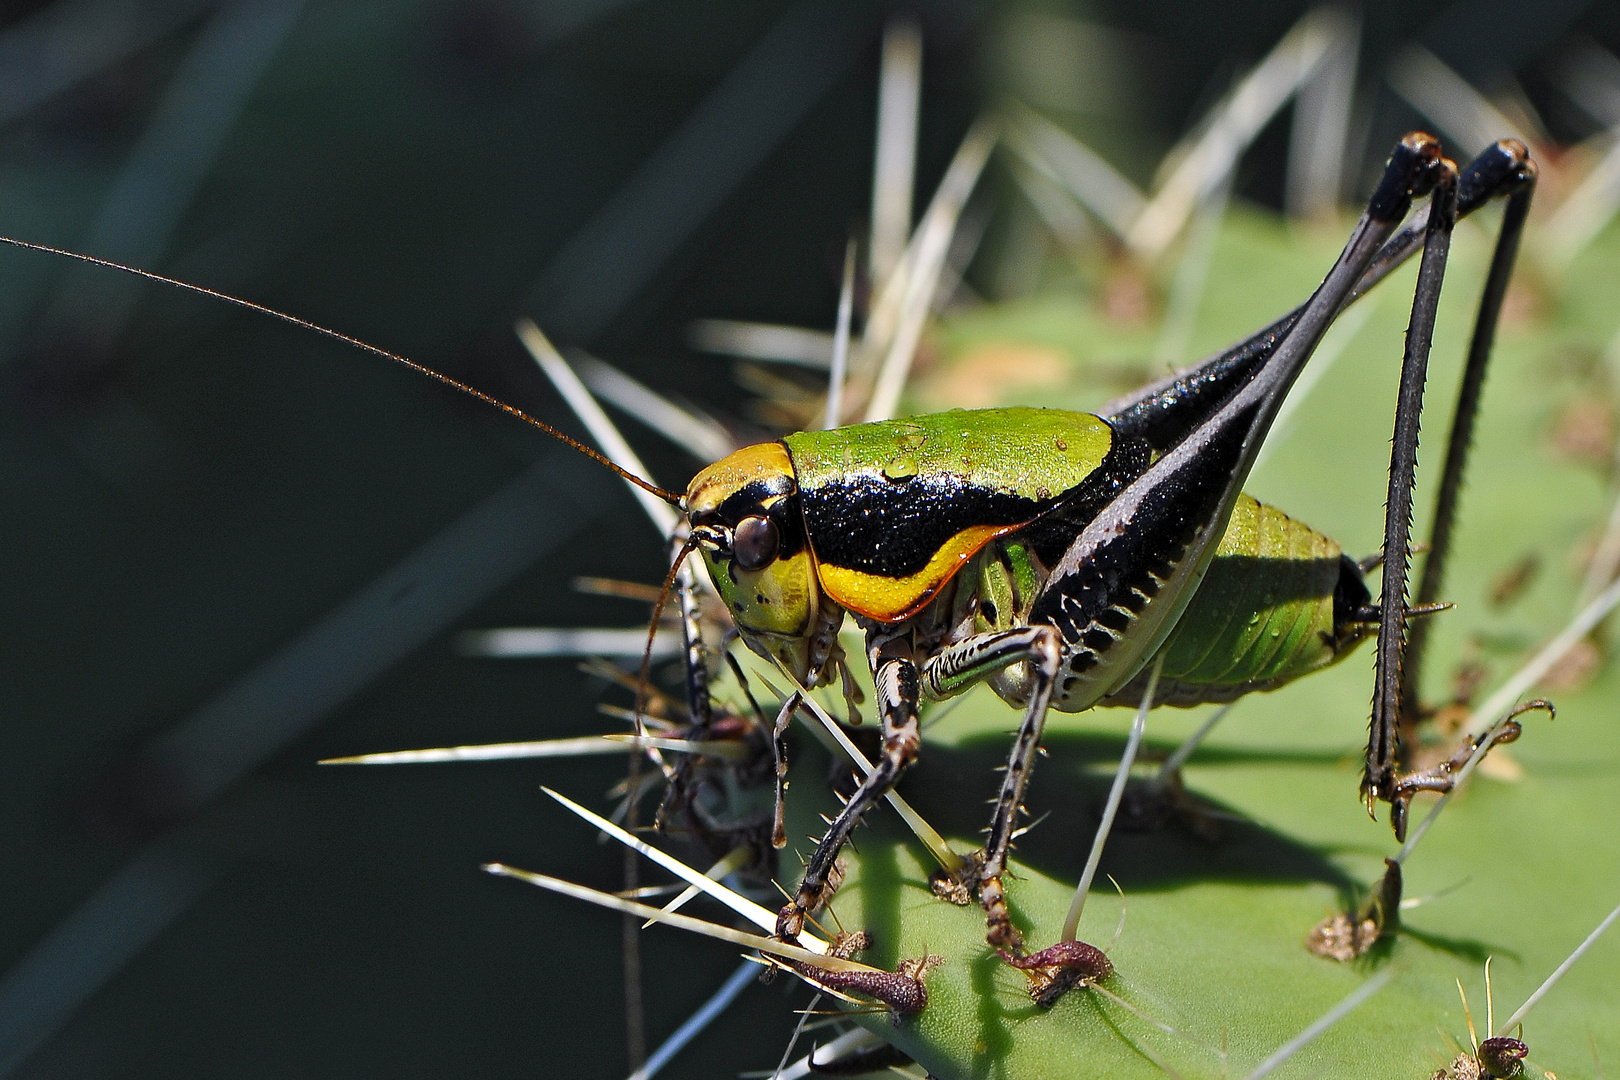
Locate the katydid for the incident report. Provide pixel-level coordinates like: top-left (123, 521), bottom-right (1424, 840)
top-left (0, 131), bottom-right (1538, 1009)
top-left (672, 132), bottom-right (1536, 984)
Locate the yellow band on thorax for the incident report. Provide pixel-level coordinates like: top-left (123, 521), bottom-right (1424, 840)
top-left (816, 523), bottom-right (1017, 621)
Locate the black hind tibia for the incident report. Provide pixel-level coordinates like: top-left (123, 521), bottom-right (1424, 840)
top-left (1106, 136), bottom-right (1536, 841)
top-left (1363, 140), bottom-right (1537, 838)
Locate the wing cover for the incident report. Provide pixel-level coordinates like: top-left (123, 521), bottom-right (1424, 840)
top-left (784, 408), bottom-right (1114, 620)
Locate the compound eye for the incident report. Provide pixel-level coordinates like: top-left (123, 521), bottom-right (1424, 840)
top-left (732, 515), bottom-right (780, 571)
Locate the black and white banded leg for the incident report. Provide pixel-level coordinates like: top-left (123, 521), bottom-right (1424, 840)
top-left (776, 653), bottom-right (922, 941)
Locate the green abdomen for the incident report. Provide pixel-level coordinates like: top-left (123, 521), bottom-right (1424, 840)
top-left (1111, 493), bottom-right (1369, 707)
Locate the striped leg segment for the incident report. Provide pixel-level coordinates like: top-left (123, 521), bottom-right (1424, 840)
top-left (656, 551), bottom-right (714, 832)
top-left (776, 656), bottom-right (922, 941)
top-left (930, 627), bottom-right (1066, 952)
top-left (1365, 154), bottom-right (1459, 827)
top-left (768, 691), bottom-right (801, 849)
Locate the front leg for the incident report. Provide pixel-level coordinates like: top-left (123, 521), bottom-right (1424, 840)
top-left (776, 653), bottom-right (921, 941)
top-left (656, 550), bottom-right (714, 832)
top-left (767, 691), bottom-right (801, 849)
top-left (921, 627), bottom-right (1064, 952)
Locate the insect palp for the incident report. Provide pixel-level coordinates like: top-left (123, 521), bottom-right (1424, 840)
top-left (636, 533), bottom-right (705, 743)
top-left (691, 523), bottom-right (730, 551)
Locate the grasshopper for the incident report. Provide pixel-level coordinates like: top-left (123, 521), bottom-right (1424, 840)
top-left (666, 132), bottom-right (1536, 979)
top-left (1, 132), bottom-right (1536, 1002)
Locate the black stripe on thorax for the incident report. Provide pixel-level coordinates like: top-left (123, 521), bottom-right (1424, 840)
top-left (800, 472), bottom-right (1041, 578)
top-left (800, 427), bottom-right (1153, 581)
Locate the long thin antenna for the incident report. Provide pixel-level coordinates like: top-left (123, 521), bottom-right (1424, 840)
top-left (0, 234), bottom-right (685, 506)
top-left (518, 319), bottom-right (685, 533)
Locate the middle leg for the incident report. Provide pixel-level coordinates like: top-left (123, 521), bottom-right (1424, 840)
top-left (920, 626), bottom-right (1064, 953)
top-left (776, 652), bottom-right (922, 941)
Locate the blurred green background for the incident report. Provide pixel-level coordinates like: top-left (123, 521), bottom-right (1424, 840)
top-left (4, 0), bottom-right (1620, 1077)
